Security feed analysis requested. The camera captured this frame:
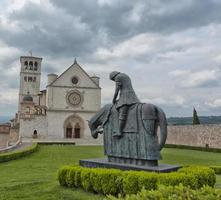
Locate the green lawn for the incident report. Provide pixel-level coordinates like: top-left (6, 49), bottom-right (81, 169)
top-left (0, 145), bottom-right (221, 200)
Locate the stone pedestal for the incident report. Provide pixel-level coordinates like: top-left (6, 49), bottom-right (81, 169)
top-left (79, 158), bottom-right (180, 172)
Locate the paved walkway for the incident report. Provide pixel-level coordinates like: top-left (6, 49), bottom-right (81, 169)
top-left (0, 142), bottom-right (33, 153)
top-left (21, 136), bottom-right (104, 146)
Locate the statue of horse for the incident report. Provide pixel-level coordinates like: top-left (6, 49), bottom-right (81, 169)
top-left (88, 103), bottom-right (167, 166)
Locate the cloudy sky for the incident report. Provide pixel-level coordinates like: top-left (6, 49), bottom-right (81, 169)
top-left (0, 0), bottom-right (221, 117)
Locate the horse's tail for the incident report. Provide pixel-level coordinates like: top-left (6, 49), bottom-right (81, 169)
top-left (156, 106), bottom-right (167, 150)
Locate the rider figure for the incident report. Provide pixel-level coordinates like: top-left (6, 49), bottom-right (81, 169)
top-left (109, 71), bottom-right (140, 137)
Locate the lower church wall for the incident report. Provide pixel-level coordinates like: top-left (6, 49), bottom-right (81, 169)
top-left (20, 115), bottom-right (48, 138)
top-left (47, 111), bottom-right (95, 139)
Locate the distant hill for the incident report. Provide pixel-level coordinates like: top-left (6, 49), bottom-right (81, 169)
top-left (167, 116), bottom-right (221, 125)
top-left (0, 116), bottom-right (13, 123)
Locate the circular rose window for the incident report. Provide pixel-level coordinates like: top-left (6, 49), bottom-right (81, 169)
top-left (72, 76), bottom-right (79, 85)
top-left (66, 91), bottom-right (83, 107)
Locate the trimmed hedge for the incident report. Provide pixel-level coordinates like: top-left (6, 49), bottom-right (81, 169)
top-left (0, 143), bottom-right (38, 163)
top-left (106, 185), bottom-right (221, 200)
top-left (57, 166), bottom-right (216, 196)
top-left (165, 144), bottom-right (221, 153)
top-left (178, 166), bottom-right (216, 188)
top-left (210, 166), bottom-right (221, 175)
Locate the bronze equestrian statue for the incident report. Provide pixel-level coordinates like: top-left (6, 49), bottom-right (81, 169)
top-left (88, 71), bottom-right (168, 167)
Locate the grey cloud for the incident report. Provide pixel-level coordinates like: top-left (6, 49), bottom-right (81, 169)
top-left (1, 0), bottom-right (221, 59)
top-left (1, 2), bottom-right (95, 58)
top-left (1, 0), bottom-right (221, 117)
top-left (51, 0), bottom-right (221, 37)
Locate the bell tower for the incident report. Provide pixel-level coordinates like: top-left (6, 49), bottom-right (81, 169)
top-left (18, 56), bottom-right (42, 111)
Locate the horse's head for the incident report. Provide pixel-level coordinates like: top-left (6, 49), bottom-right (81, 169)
top-left (88, 119), bottom-right (99, 139)
top-left (88, 104), bottom-right (112, 139)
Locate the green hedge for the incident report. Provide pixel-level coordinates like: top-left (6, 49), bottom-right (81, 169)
top-left (165, 144), bottom-right (221, 153)
top-left (210, 166), bottom-right (221, 175)
top-left (0, 143), bottom-right (38, 163)
top-left (57, 166), bottom-right (216, 196)
top-left (106, 185), bottom-right (221, 200)
top-left (178, 166), bottom-right (216, 188)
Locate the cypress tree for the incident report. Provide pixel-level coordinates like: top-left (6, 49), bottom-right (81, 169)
top-left (192, 107), bottom-right (200, 125)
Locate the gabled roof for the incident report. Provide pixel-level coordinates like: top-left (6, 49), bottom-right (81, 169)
top-left (47, 59), bottom-right (100, 88)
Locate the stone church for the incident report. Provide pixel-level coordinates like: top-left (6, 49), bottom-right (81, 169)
top-left (16, 55), bottom-right (101, 140)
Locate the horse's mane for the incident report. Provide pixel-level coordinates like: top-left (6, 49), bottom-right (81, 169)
top-left (102, 104), bottom-right (113, 127)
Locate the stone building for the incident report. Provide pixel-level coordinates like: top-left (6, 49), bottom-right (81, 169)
top-left (0, 123), bottom-right (11, 148)
top-left (15, 56), bottom-right (101, 140)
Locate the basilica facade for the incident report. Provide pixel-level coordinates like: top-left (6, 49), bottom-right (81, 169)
top-left (17, 56), bottom-right (101, 140)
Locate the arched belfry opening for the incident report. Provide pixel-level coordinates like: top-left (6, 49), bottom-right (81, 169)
top-left (64, 115), bottom-right (84, 139)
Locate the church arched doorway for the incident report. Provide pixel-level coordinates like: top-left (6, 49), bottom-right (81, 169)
top-left (64, 115), bottom-right (84, 139)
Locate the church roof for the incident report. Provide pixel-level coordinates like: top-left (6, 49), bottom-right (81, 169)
top-left (47, 59), bottom-right (100, 88)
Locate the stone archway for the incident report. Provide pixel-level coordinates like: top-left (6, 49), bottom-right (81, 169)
top-left (63, 115), bottom-right (84, 139)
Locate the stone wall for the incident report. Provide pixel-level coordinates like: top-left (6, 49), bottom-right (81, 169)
top-left (0, 124), bottom-right (10, 149)
top-left (166, 124), bottom-right (221, 149)
top-left (9, 127), bottom-right (19, 143)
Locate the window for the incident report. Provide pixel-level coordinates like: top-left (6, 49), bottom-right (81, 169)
top-left (71, 76), bottom-right (79, 85)
top-left (28, 77), bottom-right (32, 82)
top-left (24, 76), bottom-right (27, 82)
top-left (33, 77), bottom-right (36, 82)
top-left (25, 106), bottom-right (30, 113)
top-left (24, 61), bottom-right (28, 70)
top-left (29, 61), bottom-right (33, 70)
top-left (34, 62), bottom-right (38, 71)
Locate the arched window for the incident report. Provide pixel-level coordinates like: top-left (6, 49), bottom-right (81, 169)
top-left (34, 62), bottom-right (38, 71)
top-left (33, 77), bottom-right (36, 82)
top-left (29, 61), bottom-right (33, 70)
top-left (33, 130), bottom-right (38, 138)
top-left (24, 76), bottom-right (27, 82)
top-left (28, 76), bottom-right (32, 82)
top-left (24, 61), bottom-right (28, 70)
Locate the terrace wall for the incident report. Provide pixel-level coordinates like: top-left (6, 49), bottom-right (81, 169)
top-left (167, 124), bottom-right (221, 149)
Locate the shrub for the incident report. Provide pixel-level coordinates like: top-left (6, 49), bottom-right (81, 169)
top-left (106, 185), bottom-right (221, 200)
top-left (158, 172), bottom-right (197, 189)
top-left (57, 165), bottom-right (216, 196)
top-left (90, 169), bottom-right (122, 195)
top-left (178, 166), bottom-right (216, 188)
top-left (210, 166), bottom-right (221, 175)
top-left (123, 171), bottom-right (158, 194)
top-left (57, 166), bottom-right (71, 186)
top-left (0, 143), bottom-right (38, 163)
top-left (81, 168), bottom-right (93, 191)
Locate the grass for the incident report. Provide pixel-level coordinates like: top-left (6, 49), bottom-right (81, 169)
top-left (0, 145), bottom-right (221, 200)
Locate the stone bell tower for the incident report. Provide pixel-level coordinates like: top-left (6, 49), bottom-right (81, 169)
top-left (18, 56), bottom-right (42, 111)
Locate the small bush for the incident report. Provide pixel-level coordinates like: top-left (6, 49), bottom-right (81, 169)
top-left (210, 166), bottom-right (221, 175)
top-left (0, 143), bottom-right (38, 163)
top-left (107, 185), bottom-right (221, 200)
top-left (81, 168), bottom-right (93, 191)
top-left (158, 172), bottom-right (197, 189)
top-left (57, 166), bottom-right (71, 186)
top-left (178, 166), bottom-right (216, 188)
top-left (123, 171), bottom-right (158, 194)
top-left (91, 169), bottom-right (122, 195)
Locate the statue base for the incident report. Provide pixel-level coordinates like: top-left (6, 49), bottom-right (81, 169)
top-left (79, 158), bottom-right (180, 173)
top-left (107, 156), bottom-right (158, 166)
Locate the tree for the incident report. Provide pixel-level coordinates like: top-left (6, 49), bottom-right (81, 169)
top-left (192, 107), bottom-right (200, 125)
